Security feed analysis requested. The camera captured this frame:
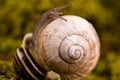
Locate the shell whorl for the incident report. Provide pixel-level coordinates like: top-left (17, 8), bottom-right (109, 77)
top-left (32, 15), bottom-right (100, 79)
top-left (59, 35), bottom-right (89, 64)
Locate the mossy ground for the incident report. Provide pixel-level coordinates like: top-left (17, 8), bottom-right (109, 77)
top-left (0, 55), bottom-right (120, 80)
top-left (0, 61), bottom-right (19, 80)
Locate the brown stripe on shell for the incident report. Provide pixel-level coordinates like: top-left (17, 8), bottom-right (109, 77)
top-left (14, 47), bottom-right (46, 79)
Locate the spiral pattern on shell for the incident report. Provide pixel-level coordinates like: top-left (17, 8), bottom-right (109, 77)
top-left (32, 15), bottom-right (100, 79)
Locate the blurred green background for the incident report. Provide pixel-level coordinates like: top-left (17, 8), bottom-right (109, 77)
top-left (0, 0), bottom-right (120, 80)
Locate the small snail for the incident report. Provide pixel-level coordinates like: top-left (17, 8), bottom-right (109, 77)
top-left (14, 4), bottom-right (100, 80)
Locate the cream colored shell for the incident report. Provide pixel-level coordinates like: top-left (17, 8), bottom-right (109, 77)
top-left (33, 15), bottom-right (100, 80)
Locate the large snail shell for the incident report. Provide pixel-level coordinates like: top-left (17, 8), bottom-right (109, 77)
top-left (32, 15), bottom-right (100, 80)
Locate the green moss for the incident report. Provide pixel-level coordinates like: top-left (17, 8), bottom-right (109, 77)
top-left (0, 61), bottom-right (19, 80)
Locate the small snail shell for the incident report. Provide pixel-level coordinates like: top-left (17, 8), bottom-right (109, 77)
top-left (14, 33), bottom-right (48, 79)
top-left (30, 15), bottom-right (100, 80)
